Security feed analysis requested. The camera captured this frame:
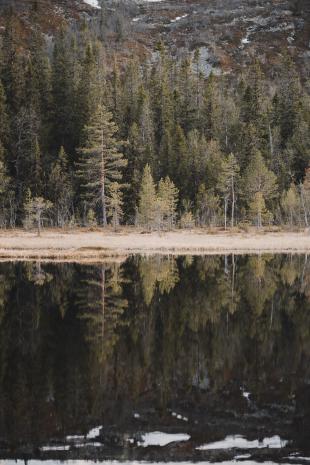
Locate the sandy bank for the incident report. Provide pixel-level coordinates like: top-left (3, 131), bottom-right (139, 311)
top-left (0, 229), bottom-right (309, 261)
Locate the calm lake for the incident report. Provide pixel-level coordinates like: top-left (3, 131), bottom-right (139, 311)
top-left (0, 255), bottom-right (309, 465)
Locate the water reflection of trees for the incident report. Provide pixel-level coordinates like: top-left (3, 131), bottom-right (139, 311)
top-left (137, 255), bottom-right (179, 305)
top-left (0, 256), bottom-right (309, 445)
top-left (77, 263), bottom-right (128, 363)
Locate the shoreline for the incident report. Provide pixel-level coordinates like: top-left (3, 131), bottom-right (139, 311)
top-left (0, 229), bottom-right (310, 261)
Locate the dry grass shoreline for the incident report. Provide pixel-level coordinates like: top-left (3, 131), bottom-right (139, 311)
top-left (0, 228), bottom-right (309, 262)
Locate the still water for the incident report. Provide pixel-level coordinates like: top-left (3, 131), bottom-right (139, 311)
top-left (0, 255), bottom-right (309, 464)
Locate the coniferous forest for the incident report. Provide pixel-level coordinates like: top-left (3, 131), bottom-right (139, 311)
top-left (0, 10), bottom-right (310, 231)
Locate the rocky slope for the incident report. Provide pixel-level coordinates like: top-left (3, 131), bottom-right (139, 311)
top-left (0, 0), bottom-right (309, 75)
top-left (126, 0), bottom-right (310, 74)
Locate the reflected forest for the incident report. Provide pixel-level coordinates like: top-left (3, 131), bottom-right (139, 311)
top-left (0, 255), bottom-right (310, 459)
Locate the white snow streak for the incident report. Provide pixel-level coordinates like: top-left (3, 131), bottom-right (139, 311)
top-left (197, 435), bottom-right (288, 450)
top-left (138, 431), bottom-right (190, 447)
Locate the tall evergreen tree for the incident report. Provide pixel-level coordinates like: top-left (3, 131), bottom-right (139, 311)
top-left (49, 146), bottom-right (73, 227)
top-left (217, 153), bottom-right (240, 228)
top-left (157, 176), bottom-right (179, 230)
top-left (77, 104), bottom-right (127, 226)
top-left (243, 151), bottom-right (278, 226)
top-left (137, 164), bottom-right (157, 229)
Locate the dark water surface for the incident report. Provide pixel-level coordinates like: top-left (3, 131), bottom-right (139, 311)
top-left (0, 255), bottom-right (309, 464)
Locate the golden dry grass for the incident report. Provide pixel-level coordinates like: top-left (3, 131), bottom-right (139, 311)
top-left (0, 227), bottom-right (309, 261)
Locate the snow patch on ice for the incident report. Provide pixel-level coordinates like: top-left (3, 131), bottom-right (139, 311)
top-left (197, 435), bottom-right (288, 450)
top-left (40, 445), bottom-right (70, 451)
top-left (86, 426), bottom-right (102, 439)
top-left (66, 435), bottom-right (85, 441)
top-left (241, 387), bottom-right (251, 401)
top-left (0, 460), bottom-right (300, 465)
top-left (74, 442), bottom-right (103, 448)
top-left (138, 431), bottom-right (190, 447)
top-left (171, 412), bottom-right (188, 421)
top-left (288, 456), bottom-right (310, 461)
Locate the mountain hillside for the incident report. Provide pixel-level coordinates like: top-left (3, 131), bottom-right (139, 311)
top-left (0, 0), bottom-right (309, 75)
top-left (126, 0), bottom-right (310, 74)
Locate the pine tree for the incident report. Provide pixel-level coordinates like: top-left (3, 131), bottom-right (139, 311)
top-left (51, 30), bottom-right (75, 151)
top-left (77, 104), bottom-right (127, 227)
top-left (217, 153), bottom-right (240, 228)
top-left (172, 124), bottom-right (188, 196)
top-left (180, 199), bottom-right (195, 229)
top-left (157, 176), bottom-right (179, 230)
top-left (32, 138), bottom-right (43, 197)
top-left (0, 159), bottom-right (10, 226)
top-left (202, 72), bottom-right (220, 140)
top-left (137, 164), bottom-right (157, 229)
top-left (281, 183), bottom-right (300, 226)
top-left (24, 195), bottom-right (53, 236)
top-left (300, 167), bottom-right (310, 227)
top-left (249, 191), bottom-right (270, 228)
top-left (107, 182), bottom-right (123, 230)
top-left (277, 54), bottom-right (302, 147)
top-left (0, 81), bottom-right (9, 149)
top-left (86, 208), bottom-right (97, 227)
top-left (75, 43), bottom-right (102, 143)
top-left (1, 13), bottom-right (26, 113)
top-left (137, 86), bottom-right (155, 166)
top-left (49, 146), bottom-right (73, 227)
top-left (244, 151), bottom-right (277, 226)
top-left (196, 184), bottom-right (220, 227)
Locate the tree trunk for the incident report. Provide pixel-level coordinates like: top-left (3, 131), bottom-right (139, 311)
top-left (269, 123), bottom-right (274, 158)
top-left (37, 210), bottom-right (41, 237)
top-left (258, 209), bottom-right (262, 228)
top-left (102, 183), bottom-right (107, 227)
top-left (300, 184), bottom-right (308, 227)
top-left (101, 130), bottom-right (107, 227)
top-left (231, 176), bottom-right (235, 228)
top-left (224, 197), bottom-right (227, 230)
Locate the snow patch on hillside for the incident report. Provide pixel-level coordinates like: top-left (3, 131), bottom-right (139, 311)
top-left (84, 0), bottom-right (100, 8)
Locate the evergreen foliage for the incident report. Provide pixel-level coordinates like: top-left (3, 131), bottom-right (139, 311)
top-left (0, 20), bottom-right (309, 230)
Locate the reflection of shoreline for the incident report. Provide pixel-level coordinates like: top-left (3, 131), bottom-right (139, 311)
top-left (0, 230), bottom-right (310, 260)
